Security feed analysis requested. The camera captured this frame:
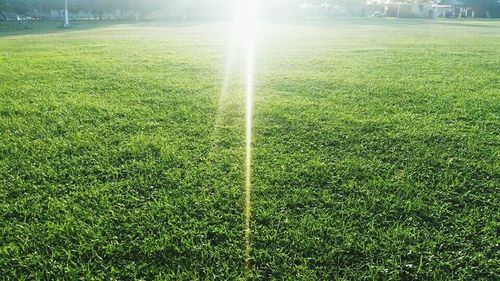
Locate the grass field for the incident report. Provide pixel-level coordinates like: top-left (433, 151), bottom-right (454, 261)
top-left (0, 19), bottom-right (499, 279)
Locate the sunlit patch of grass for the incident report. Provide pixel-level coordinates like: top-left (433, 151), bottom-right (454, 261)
top-left (251, 20), bottom-right (499, 280)
top-left (0, 19), bottom-right (499, 279)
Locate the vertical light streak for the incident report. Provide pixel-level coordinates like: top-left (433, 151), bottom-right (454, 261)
top-left (209, 22), bottom-right (239, 150)
top-left (236, 0), bottom-right (257, 277)
top-left (243, 25), bottom-right (254, 279)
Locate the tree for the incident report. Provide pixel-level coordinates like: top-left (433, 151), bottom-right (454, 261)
top-left (39, 0), bottom-right (62, 13)
top-left (7, 0), bottom-right (36, 16)
top-left (0, 0), bottom-right (7, 20)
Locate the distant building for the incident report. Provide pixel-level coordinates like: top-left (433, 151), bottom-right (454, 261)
top-left (298, 2), bottom-right (334, 17)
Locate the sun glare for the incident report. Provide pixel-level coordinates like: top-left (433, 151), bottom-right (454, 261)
top-left (235, 0), bottom-right (258, 275)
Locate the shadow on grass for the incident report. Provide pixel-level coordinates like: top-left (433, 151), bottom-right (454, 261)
top-left (0, 19), bottom-right (214, 38)
top-left (1, 18), bottom-right (497, 38)
top-left (0, 20), bottom-right (123, 37)
top-left (432, 19), bottom-right (500, 29)
top-left (279, 17), bottom-right (500, 29)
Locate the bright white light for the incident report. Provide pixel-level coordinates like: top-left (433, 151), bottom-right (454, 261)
top-left (234, 1), bottom-right (257, 39)
top-left (236, 0), bottom-right (258, 275)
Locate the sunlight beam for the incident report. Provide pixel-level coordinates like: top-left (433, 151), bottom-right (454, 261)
top-left (235, 0), bottom-right (258, 276)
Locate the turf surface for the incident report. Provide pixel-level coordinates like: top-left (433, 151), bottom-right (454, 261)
top-left (0, 19), bottom-right (499, 280)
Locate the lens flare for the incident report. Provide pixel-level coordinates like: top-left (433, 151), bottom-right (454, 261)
top-left (234, 0), bottom-right (258, 275)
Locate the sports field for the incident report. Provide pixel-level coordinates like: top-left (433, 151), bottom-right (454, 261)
top-left (0, 19), bottom-right (499, 279)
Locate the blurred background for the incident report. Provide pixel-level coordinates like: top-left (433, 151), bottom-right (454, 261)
top-left (1, 0), bottom-right (500, 22)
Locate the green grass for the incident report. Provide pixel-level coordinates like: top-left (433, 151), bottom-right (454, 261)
top-left (1, 19), bottom-right (499, 280)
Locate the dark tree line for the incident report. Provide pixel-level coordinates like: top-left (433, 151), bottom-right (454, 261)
top-left (1, 0), bottom-right (498, 18)
top-left (0, 0), bottom-right (362, 16)
top-left (0, 0), bottom-right (179, 17)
